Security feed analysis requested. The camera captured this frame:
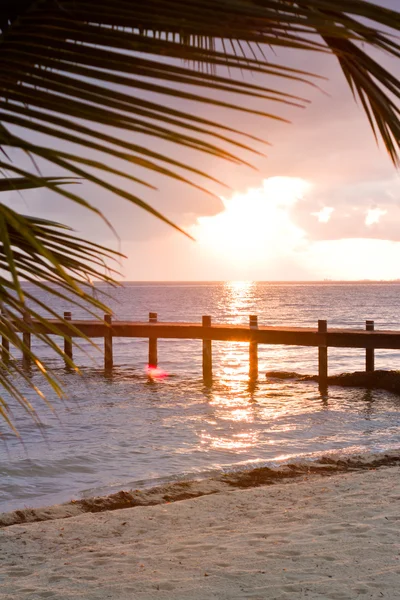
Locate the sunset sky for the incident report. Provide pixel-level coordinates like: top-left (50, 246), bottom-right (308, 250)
top-left (6, 0), bottom-right (400, 281)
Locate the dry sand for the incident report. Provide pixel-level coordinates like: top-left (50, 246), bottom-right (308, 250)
top-left (1, 465), bottom-right (400, 599)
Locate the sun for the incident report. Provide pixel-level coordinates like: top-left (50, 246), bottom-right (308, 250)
top-left (192, 177), bottom-right (310, 267)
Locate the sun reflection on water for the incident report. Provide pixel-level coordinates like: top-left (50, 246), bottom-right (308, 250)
top-left (200, 430), bottom-right (259, 451)
top-left (195, 280), bottom-right (320, 459)
top-left (216, 280), bottom-right (257, 386)
top-left (222, 280), bottom-right (255, 324)
top-left (200, 280), bottom-right (265, 453)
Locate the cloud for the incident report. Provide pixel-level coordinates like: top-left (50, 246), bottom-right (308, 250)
top-left (311, 207), bottom-right (334, 223)
top-left (291, 176), bottom-right (400, 242)
top-left (365, 208), bottom-right (387, 226)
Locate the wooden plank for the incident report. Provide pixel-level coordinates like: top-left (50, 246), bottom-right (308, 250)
top-left (6, 319), bottom-right (400, 350)
top-left (148, 312), bottom-right (158, 367)
top-left (249, 315), bottom-right (258, 380)
top-left (366, 320), bottom-right (375, 372)
top-left (202, 315), bottom-right (212, 385)
top-left (104, 314), bottom-right (113, 371)
top-left (68, 323), bottom-right (319, 345)
top-left (327, 331), bottom-right (400, 350)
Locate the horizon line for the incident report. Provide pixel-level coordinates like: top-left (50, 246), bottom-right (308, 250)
top-left (108, 279), bottom-right (400, 284)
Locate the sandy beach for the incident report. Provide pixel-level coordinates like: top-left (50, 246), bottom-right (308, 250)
top-left (1, 461), bottom-right (400, 599)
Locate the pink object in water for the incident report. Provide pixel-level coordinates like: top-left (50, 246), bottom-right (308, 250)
top-left (146, 365), bottom-right (168, 379)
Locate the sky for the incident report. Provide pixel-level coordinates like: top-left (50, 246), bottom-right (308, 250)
top-left (5, 0), bottom-right (400, 281)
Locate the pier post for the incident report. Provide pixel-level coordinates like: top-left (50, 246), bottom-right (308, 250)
top-left (104, 314), bottom-right (113, 371)
top-left (148, 312), bottom-right (158, 367)
top-left (249, 315), bottom-right (258, 380)
top-left (64, 311), bottom-right (73, 364)
top-left (1, 309), bottom-right (9, 364)
top-left (318, 319), bottom-right (328, 388)
top-left (22, 310), bottom-right (31, 369)
top-left (202, 315), bottom-right (212, 385)
top-left (366, 320), bottom-right (375, 372)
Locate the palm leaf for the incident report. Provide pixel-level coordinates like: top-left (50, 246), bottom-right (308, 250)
top-left (0, 1), bottom-right (398, 211)
top-left (0, 177), bottom-right (123, 433)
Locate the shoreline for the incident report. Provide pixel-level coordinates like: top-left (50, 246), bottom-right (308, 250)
top-left (2, 448), bottom-right (400, 529)
top-left (2, 460), bottom-right (400, 599)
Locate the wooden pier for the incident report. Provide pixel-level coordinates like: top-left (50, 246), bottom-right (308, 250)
top-left (5, 312), bottom-right (400, 386)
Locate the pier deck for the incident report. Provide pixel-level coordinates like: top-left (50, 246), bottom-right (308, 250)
top-left (4, 313), bottom-right (400, 385)
top-left (24, 319), bottom-right (400, 349)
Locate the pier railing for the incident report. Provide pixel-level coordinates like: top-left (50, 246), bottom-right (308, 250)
top-left (4, 312), bottom-right (400, 386)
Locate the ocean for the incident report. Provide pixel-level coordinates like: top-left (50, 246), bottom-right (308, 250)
top-left (1, 281), bottom-right (400, 513)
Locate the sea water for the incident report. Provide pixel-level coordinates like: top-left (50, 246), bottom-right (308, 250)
top-left (1, 281), bottom-right (400, 512)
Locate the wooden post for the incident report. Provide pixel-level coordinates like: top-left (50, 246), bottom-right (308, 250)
top-left (249, 315), bottom-right (258, 380)
top-left (22, 310), bottom-right (31, 369)
top-left (318, 319), bottom-right (328, 388)
top-left (1, 309), bottom-right (9, 364)
top-left (148, 312), bottom-right (158, 367)
top-left (104, 314), bottom-right (113, 371)
top-left (202, 315), bottom-right (212, 384)
top-left (64, 311), bottom-right (73, 364)
top-left (366, 320), bottom-right (375, 372)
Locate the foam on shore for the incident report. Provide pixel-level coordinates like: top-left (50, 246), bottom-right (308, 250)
top-left (2, 448), bottom-right (400, 528)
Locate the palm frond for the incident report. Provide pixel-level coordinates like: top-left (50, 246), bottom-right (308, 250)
top-left (0, 0), bottom-right (397, 220)
top-left (0, 176), bottom-right (80, 193)
top-left (0, 178), bottom-right (123, 433)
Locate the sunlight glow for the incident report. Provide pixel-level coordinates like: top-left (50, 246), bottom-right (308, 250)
top-left (193, 177), bottom-right (310, 268)
top-left (200, 431), bottom-right (257, 451)
top-left (224, 281), bottom-right (255, 324)
top-left (228, 280), bottom-right (253, 290)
